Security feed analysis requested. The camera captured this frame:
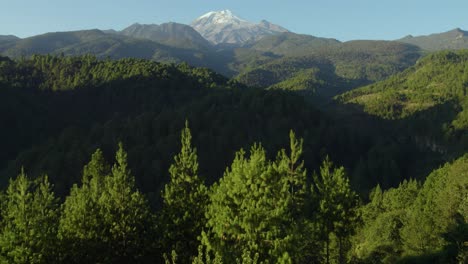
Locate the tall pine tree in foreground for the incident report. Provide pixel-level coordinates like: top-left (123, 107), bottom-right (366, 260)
top-left (0, 169), bottom-right (59, 264)
top-left (59, 149), bottom-right (111, 263)
top-left (99, 143), bottom-right (153, 262)
top-left (59, 144), bottom-right (153, 263)
top-left (313, 157), bottom-right (360, 264)
top-left (160, 121), bottom-right (208, 263)
top-left (203, 131), bottom-right (311, 263)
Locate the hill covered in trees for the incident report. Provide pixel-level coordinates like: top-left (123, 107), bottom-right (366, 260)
top-left (0, 54), bottom-right (448, 196)
top-left (0, 53), bottom-right (465, 263)
top-left (0, 30), bottom-right (233, 75)
top-left (0, 126), bottom-right (465, 263)
top-left (235, 41), bottom-right (421, 99)
top-left (3, 24), bottom-right (468, 101)
top-left (353, 154), bottom-right (467, 263)
top-left (8, 26), bottom-right (464, 101)
top-left (244, 32), bottom-right (341, 56)
top-left (337, 50), bottom-right (468, 156)
top-left (397, 28), bottom-right (468, 51)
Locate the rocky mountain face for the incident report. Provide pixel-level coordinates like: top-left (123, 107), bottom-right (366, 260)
top-left (120, 22), bottom-right (212, 50)
top-left (397, 28), bottom-right (468, 51)
top-left (191, 10), bottom-right (288, 45)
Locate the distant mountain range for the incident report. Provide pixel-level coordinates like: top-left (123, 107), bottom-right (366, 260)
top-left (2, 10), bottom-right (467, 51)
top-left (0, 29), bottom-right (215, 64)
top-left (1, 10), bottom-right (467, 98)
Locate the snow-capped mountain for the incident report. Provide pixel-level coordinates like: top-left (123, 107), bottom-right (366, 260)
top-left (191, 10), bottom-right (289, 45)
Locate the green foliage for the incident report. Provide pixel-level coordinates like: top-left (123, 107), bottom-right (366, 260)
top-left (0, 169), bottom-right (59, 264)
top-left (0, 54), bottom-right (452, 204)
top-left (97, 143), bottom-right (153, 261)
top-left (236, 40), bottom-right (421, 99)
top-left (0, 47), bottom-right (465, 264)
top-left (352, 180), bottom-right (420, 263)
top-left (398, 28), bottom-right (468, 51)
top-left (0, 54), bottom-right (247, 194)
top-left (160, 121), bottom-right (209, 262)
top-left (204, 132), bottom-right (311, 263)
top-left (0, 30), bottom-right (230, 73)
top-left (191, 244), bottom-right (223, 264)
top-left (59, 144), bottom-right (153, 263)
top-left (352, 155), bottom-right (468, 263)
top-left (248, 32), bottom-right (340, 57)
top-left (401, 154), bottom-right (468, 258)
top-left (338, 50), bottom-right (468, 157)
top-left (0, 123), bottom-right (463, 263)
top-left (339, 50), bottom-right (468, 121)
top-left (313, 157), bottom-right (360, 264)
top-left (1, 54), bottom-right (417, 198)
top-left (58, 149), bottom-right (110, 263)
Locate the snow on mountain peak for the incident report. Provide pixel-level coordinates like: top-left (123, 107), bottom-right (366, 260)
top-left (191, 10), bottom-right (288, 45)
top-left (195, 10), bottom-right (247, 25)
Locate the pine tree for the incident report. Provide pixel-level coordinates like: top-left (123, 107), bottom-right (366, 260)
top-left (99, 142), bottom-right (153, 262)
top-left (274, 131), bottom-right (308, 217)
top-left (59, 145), bottom-right (153, 263)
top-left (0, 169), bottom-right (59, 264)
top-left (273, 131), bottom-right (316, 261)
top-left (160, 121), bottom-right (208, 262)
top-left (59, 149), bottom-right (110, 263)
top-left (204, 132), bottom-right (310, 263)
top-left (313, 157), bottom-right (360, 264)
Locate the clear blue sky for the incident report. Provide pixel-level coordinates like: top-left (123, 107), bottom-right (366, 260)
top-left (1, 0), bottom-right (467, 41)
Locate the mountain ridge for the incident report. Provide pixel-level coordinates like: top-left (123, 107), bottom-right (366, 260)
top-left (0, 29), bottom-right (231, 73)
top-left (0, 35), bottom-right (20, 42)
top-left (119, 22), bottom-right (212, 50)
top-left (397, 27), bottom-right (468, 51)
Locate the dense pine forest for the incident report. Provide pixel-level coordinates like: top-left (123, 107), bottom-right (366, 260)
top-left (0, 51), bottom-right (466, 264)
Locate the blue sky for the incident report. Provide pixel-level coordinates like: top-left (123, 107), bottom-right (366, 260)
top-left (1, 0), bottom-right (467, 41)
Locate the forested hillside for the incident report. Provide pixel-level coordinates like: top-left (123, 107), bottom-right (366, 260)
top-left (0, 126), bottom-right (465, 263)
top-left (0, 53), bottom-right (465, 263)
top-left (353, 154), bottom-right (467, 263)
top-left (245, 32), bottom-right (341, 56)
top-left (0, 30), bottom-right (233, 75)
top-left (337, 50), bottom-right (468, 156)
top-left (397, 28), bottom-right (468, 51)
top-left (236, 41), bottom-right (421, 99)
top-left (0, 55), bottom-right (447, 196)
top-left (0, 28), bottom-right (426, 101)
